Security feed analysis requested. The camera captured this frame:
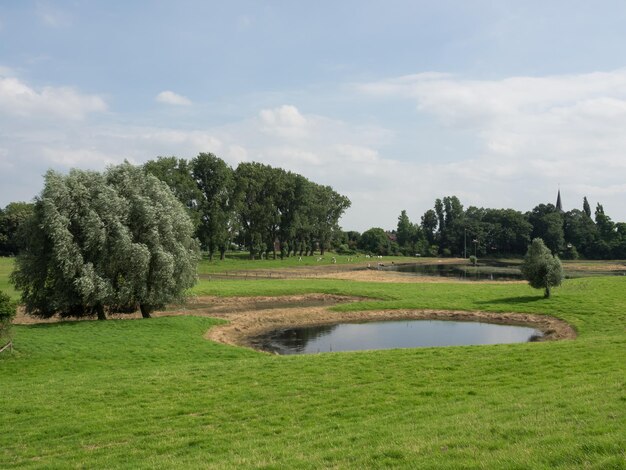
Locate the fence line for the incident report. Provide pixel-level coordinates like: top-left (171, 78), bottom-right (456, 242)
top-left (200, 268), bottom-right (351, 281)
top-left (0, 340), bottom-right (13, 354)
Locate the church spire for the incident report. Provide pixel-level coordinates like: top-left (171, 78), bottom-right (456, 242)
top-left (556, 189), bottom-right (563, 213)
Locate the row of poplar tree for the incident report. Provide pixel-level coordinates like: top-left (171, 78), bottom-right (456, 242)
top-left (388, 195), bottom-right (626, 259)
top-left (0, 155), bottom-right (351, 260)
top-left (143, 153), bottom-right (351, 260)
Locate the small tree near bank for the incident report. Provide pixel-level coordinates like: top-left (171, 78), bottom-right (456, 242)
top-left (520, 238), bottom-right (564, 298)
top-left (0, 291), bottom-right (16, 349)
top-left (11, 163), bottom-right (199, 320)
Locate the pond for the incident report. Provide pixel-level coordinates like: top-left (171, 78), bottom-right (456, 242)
top-left (382, 260), bottom-right (523, 281)
top-left (257, 320), bottom-right (543, 355)
top-left (380, 260), bottom-right (626, 281)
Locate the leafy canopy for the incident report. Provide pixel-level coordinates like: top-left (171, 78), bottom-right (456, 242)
top-left (11, 163), bottom-right (199, 319)
top-left (520, 238), bottom-right (564, 298)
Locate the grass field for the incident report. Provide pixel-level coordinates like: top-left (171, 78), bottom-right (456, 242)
top-left (197, 252), bottom-right (422, 274)
top-left (1, 257), bottom-right (625, 468)
top-left (0, 257), bottom-right (17, 299)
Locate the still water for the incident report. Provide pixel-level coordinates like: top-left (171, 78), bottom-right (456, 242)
top-left (258, 320), bottom-right (543, 355)
top-left (382, 260), bottom-right (626, 280)
top-left (384, 261), bottom-right (523, 281)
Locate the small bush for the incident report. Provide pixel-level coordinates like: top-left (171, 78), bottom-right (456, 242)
top-left (520, 238), bottom-right (564, 298)
top-left (469, 255), bottom-right (478, 266)
top-left (336, 244), bottom-right (355, 255)
top-left (0, 290), bottom-right (16, 345)
top-left (561, 244), bottom-right (579, 260)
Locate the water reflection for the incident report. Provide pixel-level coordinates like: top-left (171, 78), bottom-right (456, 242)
top-left (384, 261), bottom-right (523, 281)
top-left (259, 320), bottom-right (543, 355)
top-left (381, 260), bottom-right (626, 281)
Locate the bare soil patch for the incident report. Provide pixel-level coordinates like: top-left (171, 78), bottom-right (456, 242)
top-left (198, 294), bottom-right (576, 352)
top-left (563, 261), bottom-right (626, 272)
top-left (315, 269), bottom-right (526, 284)
top-left (13, 293), bottom-right (576, 352)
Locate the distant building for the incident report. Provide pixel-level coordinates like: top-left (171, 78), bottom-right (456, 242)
top-left (556, 189), bottom-right (564, 213)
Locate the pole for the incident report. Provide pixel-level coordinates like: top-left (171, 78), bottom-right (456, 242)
top-left (464, 229), bottom-right (467, 259)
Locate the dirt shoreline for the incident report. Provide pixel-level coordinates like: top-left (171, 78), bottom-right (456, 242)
top-left (13, 293), bottom-right (576, 352)
top-left (200, 294), bottom-right (576, 352)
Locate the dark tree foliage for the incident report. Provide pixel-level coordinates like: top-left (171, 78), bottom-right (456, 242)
top-left (583, 197), bottom-right (592, 218)
top-left (143, 157), bottom-right (202, 228)
top-left (0, 290), bottom-right (16, 346)
top-left (358, 227), bottom-right (392, 255)
top-left (142, 155), bottom-right (351, 260)
top-left (0, 202), bottom-right (34, 256)
top-left (191, 153), bottom-right (235, 260)
top-left (527, 204), bottom-right (565, 254)
top-left (396, 210), bottom-right (427, 256)
top-left (563, 209), bottom-right (598, 256)
top-left (420, 209), bottom-right (438, 245)
top-left (233, 162), bottom-right (280, 259)
top-left (312, 185), bottom-right (351, 256)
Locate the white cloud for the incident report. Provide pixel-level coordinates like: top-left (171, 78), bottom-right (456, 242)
top-left (3, 71), bottom-right (626, 230)
top-left (356, 69), bottom-right (626, 223)
top-left (227, 145), bottom-right (248, 162)
top-left (41, 147), bottom-right (119, 167)
top-left (259, 105), bottom-right (308, 138)
top-left (155, 90), bottom-right (192, 106)
top-left (0, 76), bottom-right (106, 119)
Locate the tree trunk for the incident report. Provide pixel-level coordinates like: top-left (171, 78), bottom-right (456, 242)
top-left (209, 250), bottom-right (214, 261)
top-left (544, 286), bottom-right (551, 298)
top-left (220, 249), bottom-right (226, 260)
top-left (140, 304), bottom-right (152, 318)
top-left (96, 305), bottom-right (106, 321)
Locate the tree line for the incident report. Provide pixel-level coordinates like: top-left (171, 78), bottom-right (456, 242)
top-left (3, 171), bottom-right (625, 261)
top-left (143, 153), bottom-right (351, 260)
top-left (0, 154), bottom-right (351, 261)
top-left (6, 158), bottom-right (351, 319)
top-left (373, 195), bottom-right (626, 259)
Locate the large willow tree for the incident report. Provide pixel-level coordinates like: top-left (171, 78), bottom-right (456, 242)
top-left (12, 163), bottom-right (199, 320)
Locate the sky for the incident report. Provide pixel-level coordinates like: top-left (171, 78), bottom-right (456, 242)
top-left (1, 1), bottom-right (626, 231)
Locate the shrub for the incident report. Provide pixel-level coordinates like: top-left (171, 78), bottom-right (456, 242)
top-left (561, 244), bottom-right (579, 260)
top-left (428, 245), bottom-right (439, 257)
top-left (520, 238), bottom-right (564, 298)
top-left (336, 244), bottom-right (355, 255)
top-left (0, 291), bottom-right (16, 345)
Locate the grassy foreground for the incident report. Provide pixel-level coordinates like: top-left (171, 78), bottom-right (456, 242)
top-left (1, 261), bottom-right (625, 468)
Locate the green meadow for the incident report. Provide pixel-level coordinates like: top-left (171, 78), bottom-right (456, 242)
top-left (0, 257), bottom-right (17, 299)
top-left (1, 257), bottom-right (625, 468)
